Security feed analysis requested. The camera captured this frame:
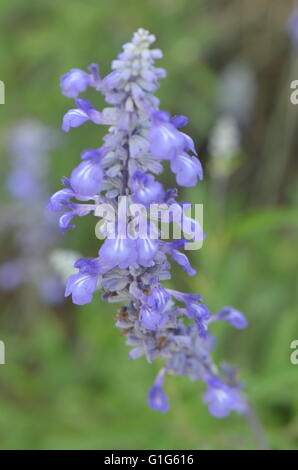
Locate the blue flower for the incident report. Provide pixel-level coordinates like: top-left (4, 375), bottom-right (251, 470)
top-left (146, 279), bottom-right (170, 312)
top-left (167, 288), bottom-right (209, 337)
top-left (62, 109), bottom-right (90, 132)
top-left (48, 178), bottom-right (96, 232)
top-left (136, 233), bottom-right (159, 267)
top-left (203, 378), bottom-right (246, 418)
top-left (58, 203), bottom-right (94, 233)
top-left (187, 302), bottom-right (210, 338)
top-left (170, 248), bottom-right (196, 276)
top-left (161, 240), bottom-right (196, 276)
top-left (170, 153), bottom-right (203, 187)
top-left (211, 306), bottom-right (248, 329)
top-left (38, 276), bottom-right (65, 306)
top-left (131, 171), bottom-right (165, 205)
top-left (65, 272), bottom-right (98, 305)
top-left (0, 260), bottom-right (26, 291)
top-left (60, 69), bottom-right (91, 98)
top-left (62, 98), bottom-right (103, 132)
top-left (49, 28), bottom-right (249, 419)
top-left (148, 379), bottom-right (169, 413)
top-left (170, 115), bottom-right (189, 128)
top-left (65, 257), bottom-right (104, 305)
top-left (166, 289), bottom-right (202, 305)
top-left (1, 120), bottom-right (66, 306)
top-left (150, 111), bottom-right (185, 160)
top-left (48, 188), bottom-right (75, 212)
top-left (99, 231), bottom-right (158, 270)
top-left (99, 236), bottom-right (137, 270)
top-left (70, 159), bottom-right (103, 196)
top-left (140, 304), bottom-right (168, 330)
top-left (7, 169), bottom-right (40, 201)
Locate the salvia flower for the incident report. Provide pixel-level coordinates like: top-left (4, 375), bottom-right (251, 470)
top-left (49, 29), bottom-right (249, 417)
top-left (131, 171), bottom-right (165, 205)
top-left (148, 369), bottom-right (169, 413)
top-left (203, 377), bottom-right (246, 418)
top-left (0, 121), bottom-right (70, 305)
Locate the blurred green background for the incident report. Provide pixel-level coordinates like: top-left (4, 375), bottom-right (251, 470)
top-left (0, 0), bottom-right (298, 450)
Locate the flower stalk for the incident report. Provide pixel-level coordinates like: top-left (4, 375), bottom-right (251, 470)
top-left (49, 28), bottom-right (249, 418)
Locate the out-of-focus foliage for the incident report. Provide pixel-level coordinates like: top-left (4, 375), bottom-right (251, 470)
top-left (0, 0), bottom-right (297, 449)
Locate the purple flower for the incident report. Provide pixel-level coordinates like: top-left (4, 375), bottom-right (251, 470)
top-left (65, 257), bottom-right (103, 305)
top-left (171, 115), bottom-right (189, 128)
top-left (150, 111), bottom-right (185, 160)
top-left (211, 307), bottom-right (248, 329)
top-left (167, 288), bottom-right (209, 337)
top-left (48, 188), bottom-right (75, 212)
top-left (60, 68), bottom-right (91, 98)
top-left (49, 28), bottom-right (249, 419)
top-left (99, 236), bottom-right (137, 270)
top-left (74, 257), bottom-right (105, 274)
top-left (38, 276), bottom-right (65, 305)
top-left (146, 279), bottom-right (170, 312)
top-left (81, 148), bottom-right (103, 161)
top-left (148, 382), bottom-right (169, 413)
top-left (161, 241), bottom-right (196, 276)
top-left (65, 272), bottom-right (98, 305)
top-left (166, 289), bottom-right (202, 305)
top-left (48, 178), bottom-right (95, 232)
top-left (99, 232), bottom-right (158, 270)
top-left (88, 63), bottom-right (100, 85)
top-left (171, 153), bottom-right (203, 187)
top-left (181, 132), bottom-right (197, 155)
top-left (0, 260), bottom-right (26, 291)
top-left (148, 371), bottom-right (169, 413)
top-left (139, 280), bottom-right (170, 330)
top-left (58, 203), bottom-right (94, 233)
top-left (75, 98), bottom-right (103, 123)
top-left (7, 170), bottom-right (40, 201)
top-left (62, 99), bottom-right (102, 132)
top-left (188, 303), bottom-right (210, 338)
top-left (62, 109), bottom-right (90, 132)
top-left (132, 171), bottom-right (165, 205)
top-left (136, 234), bottom-right (159, 267)
top-left (170, 249), bottom-right (196, 276)
top-left (1, 120), bottom-right (68, 307)
top-left (140, 304), bottom-right (168, 330)
top-left (203, 378), bottom-right (246, 418)
top-left (187, 302), bottom-right (210, 321)
top-left (70, 159), bottom-right (103, 196)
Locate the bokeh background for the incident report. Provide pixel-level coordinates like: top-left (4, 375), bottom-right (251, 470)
top-left (0, 0), bottom-right (298, 450)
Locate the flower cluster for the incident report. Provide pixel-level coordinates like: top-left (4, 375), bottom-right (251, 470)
top-left (49, 29), bottom-right (248, 417)
top-left (0, 121), bottom-right (67, 305)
